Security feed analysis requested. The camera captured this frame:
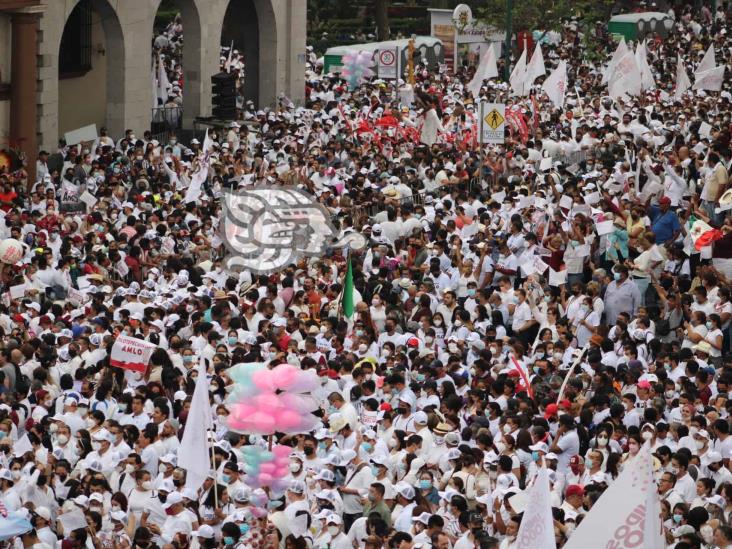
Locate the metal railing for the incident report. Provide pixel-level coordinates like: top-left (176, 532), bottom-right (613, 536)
top-left (151, 106), bottom-right (183, 144)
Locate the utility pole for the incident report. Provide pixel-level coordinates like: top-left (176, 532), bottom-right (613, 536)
top-left (504, 0), bottom-right (513, 80)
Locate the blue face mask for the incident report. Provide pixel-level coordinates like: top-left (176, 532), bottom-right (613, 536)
top-left (418, 479), bottom-right (432, 490)
top-left (467, 289), bottom-right (476, 297)
top-left (238, 524), bottom-right (249, 535)
top-left (371, 465), bottom-right (380, 476)
top-left (221, 474), bottom-right (231, 484)
top-left (0, 431), bottom-right (5, 440)
top-left (228, 337), bottom-right (237, 345)
top-left (361, 442), bottom-right (373, 453)
top-left (533, 367), bottom-right (541, 375)
top-left (183, 355), bottom-right (193, 363)
top-left (613, 272), bottom-right (622, 281)
top-left (531, 451), bottom-right (540, 462)
top-left (416, 374), bottom-right (425, 382)
top-left (223, 537), bottom-right (235, 546)
top-left (318, 441), bottom-right (326, 450)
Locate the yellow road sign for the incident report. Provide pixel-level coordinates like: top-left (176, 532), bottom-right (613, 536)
top-left (484, 109), bottom-right (504, 130)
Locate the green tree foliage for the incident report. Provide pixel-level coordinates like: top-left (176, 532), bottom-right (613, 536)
top-left (478, 0), bottom-right (615, 33)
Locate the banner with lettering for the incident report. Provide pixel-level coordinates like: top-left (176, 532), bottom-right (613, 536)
top-left (564, 443), bottom-right (664, 549)
top-left (110, 335), bottom-right (157, 373)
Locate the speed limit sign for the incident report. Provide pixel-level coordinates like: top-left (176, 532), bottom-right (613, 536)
top-left (378, 48), bottom-right (399, 79)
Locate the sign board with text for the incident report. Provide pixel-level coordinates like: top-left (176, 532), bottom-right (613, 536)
top-left (480, 102), bottom-right (506, 144)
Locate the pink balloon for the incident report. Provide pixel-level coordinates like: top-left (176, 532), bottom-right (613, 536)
top-left (251, 369), bottom-right (276, 392)
top-left (258, 463), bottom-right (277, 474)
top-left (252, 393), bottom-right (282, 411)
top-left (246, 412), bottom-right (276, 432)
top-left (258, 473), bottom-right (273, 485)
top-left (274, 409), bottom-right (302, 429)
top-left (271, 365), bottom-right (299, 389)
top-left (244, 475), bottom-right (261, 489)
top-left (230, 403), bottom-right (256, 418)
top-left (272, 445), bottom-right (292, 458)
top-left (274, 466), bottom-right (289, 478)
top-left (250, 507), bottom-right (267, 518)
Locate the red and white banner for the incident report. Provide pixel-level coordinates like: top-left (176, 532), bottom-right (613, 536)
top-left (110, 335), bottom-right (157, 373)
top-left (564, 443), bottom-right (664, 549)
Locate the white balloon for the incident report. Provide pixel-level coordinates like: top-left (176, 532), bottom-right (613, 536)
top-left (0, 239), bottom-right (23, 264)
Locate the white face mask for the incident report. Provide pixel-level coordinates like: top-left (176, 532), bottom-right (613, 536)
top-left (502, 424), bottom-right (512, 434)
top-left (597, 436), bottom-right (608, 447)
top-left (642, 431), bottom-right (653, 441)
top-left (289, 462), bottom-right (301, 473)
top-left (56, 434), bottom-right (69, 445)
top-left (388, 438), bottom-right (397, 449)
top-left (327, 526), bottom-right (340, 536)
top-left (695, 439), bottom-right (705, 450)
top-left (159, 464), bottom-right (168, 474)
top-left (141, 481), bottom-right (153, 491)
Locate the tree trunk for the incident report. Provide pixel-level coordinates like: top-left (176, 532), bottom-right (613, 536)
top-left (375, 0), bottom-right (390, 41)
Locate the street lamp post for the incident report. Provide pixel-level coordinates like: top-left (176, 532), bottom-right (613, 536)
top-left (504, 0), bottom-right (513, 80)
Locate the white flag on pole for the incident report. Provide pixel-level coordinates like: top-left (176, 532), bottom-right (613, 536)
top-left (602, 37), bottom-right (629, 85)
top-left (510, 48), bottom-right (528, 97)
top-left (184, 162), bottom-right (209, 204)
top-left (542, 60), bottom-right (567, 108)
top-left (152, 60), bottom-right (158, 108)
top-left (635, 40), bottom-right (655, 91)
top-left (675, 55), bottom-right (692, 100)
top-left (525, 43), bottom-right (546, 90)
top-left (564, 444), bottom-right (664, 549)
top-left (608, 50), bottom-right (642, 100)
top-left (225, 40), bottom-right (235, 73)
top-left (157, 53), bottom-right (170, 105)
top-left (467, 46), bottom-right (498, 98)
top-left (693, 65), bottom-right (725, 92)
top-left (516, 466), bottom-right (556, 549)
top-left (695, 44), bottom-right (716, 77)
top-left (178, 362), bottom-right (213, 492)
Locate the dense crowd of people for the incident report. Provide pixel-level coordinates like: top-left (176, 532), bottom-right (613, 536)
top-left (3, 2), bottom-right (732, 549)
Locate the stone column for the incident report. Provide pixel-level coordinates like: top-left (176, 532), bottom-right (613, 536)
top-left (10, 9), bottom-right (40, 184)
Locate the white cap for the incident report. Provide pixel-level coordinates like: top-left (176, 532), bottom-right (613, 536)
top-left (192, 525), bottom-right (215, 539)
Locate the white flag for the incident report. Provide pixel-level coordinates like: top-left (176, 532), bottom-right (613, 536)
top-left (635, 41), bottom-right (655, 91)
top-left (178, 362), bottom-right (213, 492)
top-left (695, 44), bottom-right (716, 77)
top-left (693, 65), bottom-right (725, 91)
top-left (525, 43), bottom-right (546, 90)
top-left (516, 466), bottom-right (556, 549)
top-left (602, 37), bottom-right (629, 85)
top-left (225, 40), bottom-right (234, 73)
top-left (510, 48), bottom-right (528, 97)
top-left (564, 444), bottom-right (664, 549)
top-left (157, 53), bottom-right (170, 105)
top-left (675, 55), bottom-right (692, 100)
top-left (542, 60), bottom-right (567, 108)
top-left (184, 160), bottom-right (209, 204)
top-left (202, 128), bottom-right (214, 155)
top-left (608, 50), bottom-right (642, 100)
top-left (152, 60), bottom-right (158, 108)
top-left (467, 46), bottom-right (498, 98)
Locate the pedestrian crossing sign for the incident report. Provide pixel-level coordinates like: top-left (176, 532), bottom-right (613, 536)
top-left (480, 102), bottom-right (506, 144)
top-left (484, 109), bottom-right (504, 130)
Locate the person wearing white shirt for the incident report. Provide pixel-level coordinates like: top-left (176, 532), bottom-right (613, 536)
top-left (339, 450), bottom-right (374, 530)
top-left (671, 453), bottom-right (697, 503)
